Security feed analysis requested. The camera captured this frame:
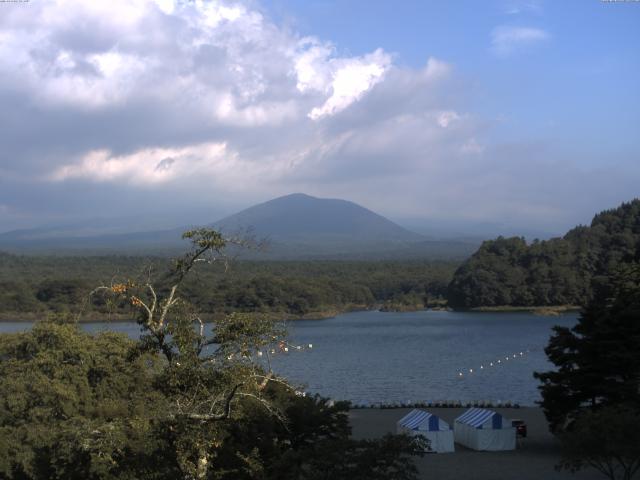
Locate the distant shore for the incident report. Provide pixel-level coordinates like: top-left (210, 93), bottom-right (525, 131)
top-left (0, 304), bottom-right (580, 322)
top-left (468, 305), bottom-right (580, 316)
top-left (0, 305), bottom-right (369, 323)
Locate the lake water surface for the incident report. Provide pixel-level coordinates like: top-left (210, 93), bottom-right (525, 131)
top-left (0, 310), bottom-right (576, 406)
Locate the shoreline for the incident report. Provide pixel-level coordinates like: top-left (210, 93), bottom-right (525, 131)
top-left (0, 304), bottom-right (580, 322)
top-left (468, 305), bottom-right (580, 315)
top-left (0, 305), bottom-right (370, 323)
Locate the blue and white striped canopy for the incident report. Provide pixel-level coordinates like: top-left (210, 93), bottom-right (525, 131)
top-left (398, 409), bottom-right (449, 431)
top-left (455, 408), bottom-right (503, 429)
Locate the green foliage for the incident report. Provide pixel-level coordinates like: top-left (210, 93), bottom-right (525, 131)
top-left (556, 405), bottom-right (640, 480)
top-left (270, 434), bottom-right (426, 480)
top-left (0, 229), bottom-right (425, 479)
top-left (0, 254), bottom-right (457, 318)
top-left (448, 199), bottom-right (640, 308)
top-left (534, 262), bottom-right (640, 432)
top-left (214, 391), bottom-right (426, 480)
top-left (0, 322), bottom-right (169, 480)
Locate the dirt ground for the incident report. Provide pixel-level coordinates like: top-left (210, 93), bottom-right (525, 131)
top-left (349, 407), bottom-right (604, 480)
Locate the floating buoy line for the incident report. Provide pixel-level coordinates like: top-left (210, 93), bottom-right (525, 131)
top-left (217, 336), bottom-right (313, 364)
top-left (457, 349), bottom-right (531, 378)
top-left (256, 340), bottom-right (313, 358)
top-left (250, 340), bottom-right (314, 372)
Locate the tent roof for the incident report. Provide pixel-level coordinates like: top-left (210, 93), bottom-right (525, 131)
top-left (455, 408), bottom-right (502, 428)
top-left (398, 409), bottom-right (449, 431)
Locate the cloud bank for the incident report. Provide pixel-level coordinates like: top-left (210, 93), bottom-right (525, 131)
top-left (0, 0), bottom-right (635, 234)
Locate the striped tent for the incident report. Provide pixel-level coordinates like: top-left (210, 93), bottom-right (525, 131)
top-left (454, 408), bottom-right (515, 451)
top-left (396, 409), bottom-right (454, 453)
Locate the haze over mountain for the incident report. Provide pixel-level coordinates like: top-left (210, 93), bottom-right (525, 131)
top-left (214, 193), bottom-right (422, 242)
top-left (0, 193), bottom-right (478, 259)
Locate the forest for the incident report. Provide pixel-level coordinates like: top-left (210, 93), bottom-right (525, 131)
top-left (0, 254), bottom-right (457, 320)
top-left (447, 199), bottom-right (640, 308)
top-left (2, 200), bottom-right (639, 319)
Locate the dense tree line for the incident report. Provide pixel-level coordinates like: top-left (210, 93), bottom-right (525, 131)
top-left (0, 254), bottom-right (457, 319)
top-left (448, 199), bottom-right (640, 308)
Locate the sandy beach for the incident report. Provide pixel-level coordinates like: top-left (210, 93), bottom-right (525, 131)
top-left (349, 407), bottom-right (603, 480)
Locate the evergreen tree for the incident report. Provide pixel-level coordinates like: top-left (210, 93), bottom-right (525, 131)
top-left (535, 263), bottom-right (640, 432)
top-left (448, 199), bottom-right (640, 309)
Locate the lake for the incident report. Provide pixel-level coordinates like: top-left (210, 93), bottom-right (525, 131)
top-left (0, 310), bottom-right (576, 406)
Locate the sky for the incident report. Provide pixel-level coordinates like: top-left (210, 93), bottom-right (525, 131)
top-left (0, 0), bottom-right (638, 236)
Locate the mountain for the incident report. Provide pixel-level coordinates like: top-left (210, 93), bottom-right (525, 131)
top-left (0, 193), bottom-right (478, 259)
top-left (211, 193), bottom-right (480, 259)
top-left (447, 199), bottom-right (640, 308)
top-left (214, 193), bottom-right (420, 243)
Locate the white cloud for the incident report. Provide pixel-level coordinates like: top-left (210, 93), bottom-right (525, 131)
top-left (504, 0), bottom-right (543, 15)
top-left (0, 0), bottom-right (395, 131)
top-left (437, 111), bottom-right (460, 128)
top-left (0, 0), bottom-right (450, 186)
top-left (461, 138), bottom-right (485, 155)
top-left (491, 26), bottom-right (550, 56)
top-left (1, 0), bottom-right (631, 234)
top-left (308, 49), bottom-right (391, 119)
top-left (294, 39), bottom-right (334, 93)
top-left (50, 143), bottom-right (231, 186)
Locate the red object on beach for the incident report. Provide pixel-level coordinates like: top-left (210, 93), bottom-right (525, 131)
top-left (512, 419), bottom-right (527, 438)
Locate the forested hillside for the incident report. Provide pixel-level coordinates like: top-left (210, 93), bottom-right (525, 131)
top-left (0, 254), bottom-right (456, 320)
top-left (447, 199), bottom-right (640, 308)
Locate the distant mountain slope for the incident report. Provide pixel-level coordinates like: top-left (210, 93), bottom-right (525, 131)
top-left (447, 199), bottom-right (640, 308)
top-left (0, 226), bottom-right (188, 254)
top-left (0, 193), bottom-right (477, 259)
top-left (214, 193), bottom-right (423, 244)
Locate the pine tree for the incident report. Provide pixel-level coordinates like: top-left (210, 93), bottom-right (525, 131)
top-left (535, 263), bottom-right (640, 432)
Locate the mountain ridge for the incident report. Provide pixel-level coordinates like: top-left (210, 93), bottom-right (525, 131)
top-left (213, 193), bottom-right (424, 243)
top-left (0, 193), bottom-right (477, 259)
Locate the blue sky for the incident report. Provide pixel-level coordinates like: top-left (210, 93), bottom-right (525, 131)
top-left (0, 0), bottom-right (638, 236)
top-left (266, 0), bottom-right (639, 153)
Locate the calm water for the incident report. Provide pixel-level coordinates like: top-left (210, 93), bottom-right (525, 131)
top-left (0, 310), bottom-right (576, 406)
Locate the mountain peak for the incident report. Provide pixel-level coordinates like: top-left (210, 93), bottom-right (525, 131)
top-left (278, 192), bottom-right (316, 200)
top-left (214, 193), bottom-right (423, 246)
